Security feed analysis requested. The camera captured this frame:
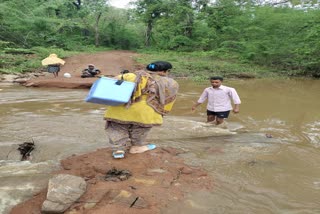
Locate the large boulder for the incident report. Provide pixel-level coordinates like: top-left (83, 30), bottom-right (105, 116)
top-left (41, 174), bottom-right (87, 213)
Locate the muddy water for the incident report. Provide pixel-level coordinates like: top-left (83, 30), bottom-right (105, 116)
top-left (1, 79), bottom-right (320, 213)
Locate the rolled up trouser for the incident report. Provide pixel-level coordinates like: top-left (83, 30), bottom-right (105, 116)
top-left (105, 121), bottom-right (151, 151)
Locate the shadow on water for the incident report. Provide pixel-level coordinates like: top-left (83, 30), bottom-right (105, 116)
top-left (1, 78), bottom-right (320, 213)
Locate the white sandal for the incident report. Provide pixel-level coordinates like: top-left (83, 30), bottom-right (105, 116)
top-left (112, 150), bottom-right (125, 159)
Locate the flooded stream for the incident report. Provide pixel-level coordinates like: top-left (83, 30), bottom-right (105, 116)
top-left (1, 78), bottom-right (320, 213)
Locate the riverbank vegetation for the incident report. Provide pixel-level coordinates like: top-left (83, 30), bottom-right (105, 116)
top-left (1, 0), bottom-right (319, 78)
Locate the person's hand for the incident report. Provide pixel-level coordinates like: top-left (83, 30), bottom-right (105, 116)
top-left (191, 105), bottom-right (196, 112)
top-left (191, 102), bottom-right (200, 113)
top-left (233, 108), bottom-right (239, 113)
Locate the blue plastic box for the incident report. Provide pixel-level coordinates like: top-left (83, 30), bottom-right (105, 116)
top-left (85, 77), bottom-right (135, 105)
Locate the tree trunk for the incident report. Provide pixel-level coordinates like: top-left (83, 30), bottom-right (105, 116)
top-left (185, 13), bottom-right (193, 38)
top-left (95, 12), bottom-right (102, 47)
top-left (145, 20), bottom-right (153, 47)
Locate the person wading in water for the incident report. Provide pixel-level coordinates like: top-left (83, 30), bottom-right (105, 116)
top-left (104, 61), bottom-right (179, 159)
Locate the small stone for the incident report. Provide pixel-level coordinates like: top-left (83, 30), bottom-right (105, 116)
top-left (148, 168), bottom-right (167, 173)
top-left (84, 202), bottom-right (97, 209)
top-left (134, 178), bottom-right (156, 185)
top-left (180, 167), bottom-right (193, 175)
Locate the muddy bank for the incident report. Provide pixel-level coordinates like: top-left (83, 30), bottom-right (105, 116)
top-left (10, 147), bottom-right (213, 214)
top-left (1, 50), bottom-right (141, 89)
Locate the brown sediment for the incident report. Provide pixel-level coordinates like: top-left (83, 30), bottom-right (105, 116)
top-left (10, 147), bottom-right (213, 214)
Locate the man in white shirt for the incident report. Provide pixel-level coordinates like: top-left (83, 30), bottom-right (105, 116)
top-left (192, 76), bottom-right (241, 126)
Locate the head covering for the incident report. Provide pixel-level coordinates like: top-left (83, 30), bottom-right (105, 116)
top-left (129, 70), bottom-right (178, 115)
top-left (41, 54), bottom-right (65, 66)
top-left (88, 64), bottom-right (95, 67)
top-left (146, 61), bottom-right (172, 72)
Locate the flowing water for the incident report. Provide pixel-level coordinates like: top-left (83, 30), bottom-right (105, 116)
top-left (0, 78), bottom-right (320, 214)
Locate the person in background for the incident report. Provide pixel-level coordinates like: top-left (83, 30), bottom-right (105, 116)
top-left (41, 54), bottom-right (65, 78)
top-left (191, 76), bottom-right (241, 127)
top-left (81, 64), bottom-right (101, 78)
top-left (104, 61), bottom-right (179, 159)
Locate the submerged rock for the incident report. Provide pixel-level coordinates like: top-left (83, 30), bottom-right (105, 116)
top-left (18, 141), bottom-right (35, 161)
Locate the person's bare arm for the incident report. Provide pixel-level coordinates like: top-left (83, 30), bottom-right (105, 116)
top-left (192, 89), bottom-right (208, 111)
top-left (192, 102), bottom-right (202, 111)
top-left (230, 88), bottom-right (241, 113)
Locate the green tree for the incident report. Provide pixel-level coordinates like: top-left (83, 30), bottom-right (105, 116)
top-left (134, 0), bottom-right (166, 47)
top-left (79, 0), bottom-right (110, 47)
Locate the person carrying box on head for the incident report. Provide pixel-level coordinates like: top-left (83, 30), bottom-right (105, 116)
top-left (41, 53), bottom-right (65, 78)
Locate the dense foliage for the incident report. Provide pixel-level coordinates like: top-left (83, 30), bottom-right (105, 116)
top-left (1, 0), bottom-right (319, 77)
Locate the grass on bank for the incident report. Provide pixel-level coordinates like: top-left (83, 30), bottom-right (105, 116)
top-left (0, 46), bottom-right (294, 80)
top-left (134, 50), bottom-right (283, 81)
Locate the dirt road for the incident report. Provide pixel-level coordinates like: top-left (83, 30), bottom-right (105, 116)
top-left (24, 50), bottom-right (141, 89)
